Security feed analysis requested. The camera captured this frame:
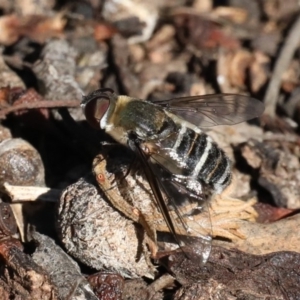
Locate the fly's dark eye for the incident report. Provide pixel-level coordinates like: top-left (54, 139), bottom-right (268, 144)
top-left (83, 97), bottom-right (110, 129)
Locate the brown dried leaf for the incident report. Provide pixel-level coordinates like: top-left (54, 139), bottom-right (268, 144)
top-left (19, 14), bottom-right (66, 43)
top-left (0, 87), bottom-right (11, 107)
top-left (94, 22), bottom-right (118, 41)
top-left (0, 15), bottom-right (20, 45)
top-left (263, 0), bottom-right (300, 20)
top-left (254, 202), bottom-right (295, 223)
top-left (240, 138), bottom-right (300, 208)
top-left (217, 49), bottom-right (253, 92)
top-left (146, 25), bottom-right (175, 50)
top-left (146, 25), bottom-right (176, 64)
top-left (281, 59), bottom-right (300, 93)
top-left (129, 44), bottom-right (146, 63)
top-left (192, 0), bottom-right (212, 13)
top-left (212, 6), bottom-right (248, 24)
top-left (102, 0), bottom-right (158, 44)
top-left (0, 125), bottom-right (12, 143)
top-left (15, 0), bottom-right (55, 16)
top-left (228, 49), bottom-right (253, 88)
top-left (0, 14), bottom-right (66, 45)
top-left (173, 12), bottom-right (240, 51)
top-left (249, 51), bottom-right (270, 93)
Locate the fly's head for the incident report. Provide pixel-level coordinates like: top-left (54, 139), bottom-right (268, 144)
top-left (81, 88), bottom-right (117, 130)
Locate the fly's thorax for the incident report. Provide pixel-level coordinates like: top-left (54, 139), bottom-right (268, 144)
top-left (105, 96), bottom-right (177, 144)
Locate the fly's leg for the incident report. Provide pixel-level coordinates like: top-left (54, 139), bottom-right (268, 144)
top-left (167, 174), bottom-right (205, 199)
top-left (165, 174), bottom-right (208, 220)
top-left (101, 141), bottom-right (142, 183)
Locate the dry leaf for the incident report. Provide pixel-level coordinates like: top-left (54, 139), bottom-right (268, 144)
top-left (212, 6), bottom-right (248, 24)
top-left (0, 14), bottom-right (66, 46)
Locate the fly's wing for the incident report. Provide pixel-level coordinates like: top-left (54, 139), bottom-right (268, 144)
top-left (153, 170), bottom-right (213, 261)
top-left (153, 94), bottom-right (264, 127)
top-left (130, 140), bottom-right (212, 264)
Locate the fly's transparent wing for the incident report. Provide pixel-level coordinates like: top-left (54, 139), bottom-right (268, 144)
top-left (152, 169), bottom-right (213, 262)
top-left (131, 140), bottom-right (212, 263)
top-left (153, 94), bottom-right (264, 127)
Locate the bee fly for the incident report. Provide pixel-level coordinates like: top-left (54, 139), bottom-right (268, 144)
top-left (81, 88), bottom-right (264, 262)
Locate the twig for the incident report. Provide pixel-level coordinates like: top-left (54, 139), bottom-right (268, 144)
top-left (0, 99), bottom-right (81, 119)
top-left (3, 182), bottom-right (61, 202)
top-left (146, 274), bottom-right (174, 298)
top-left (263, 14), bottom-right (300, 118)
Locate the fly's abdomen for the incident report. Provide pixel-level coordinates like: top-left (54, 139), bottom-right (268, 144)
top-left (171, 125), bottom-right (232, 194)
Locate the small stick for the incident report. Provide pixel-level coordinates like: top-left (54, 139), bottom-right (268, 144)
top-left (3, 182), bottom-right (61, 202)
top-left (146, 274), bottom-right (175, 298)
top-left (263, 14), bottom-right (300, 118)
top-left (0, 99), bottom-right (81, 119)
